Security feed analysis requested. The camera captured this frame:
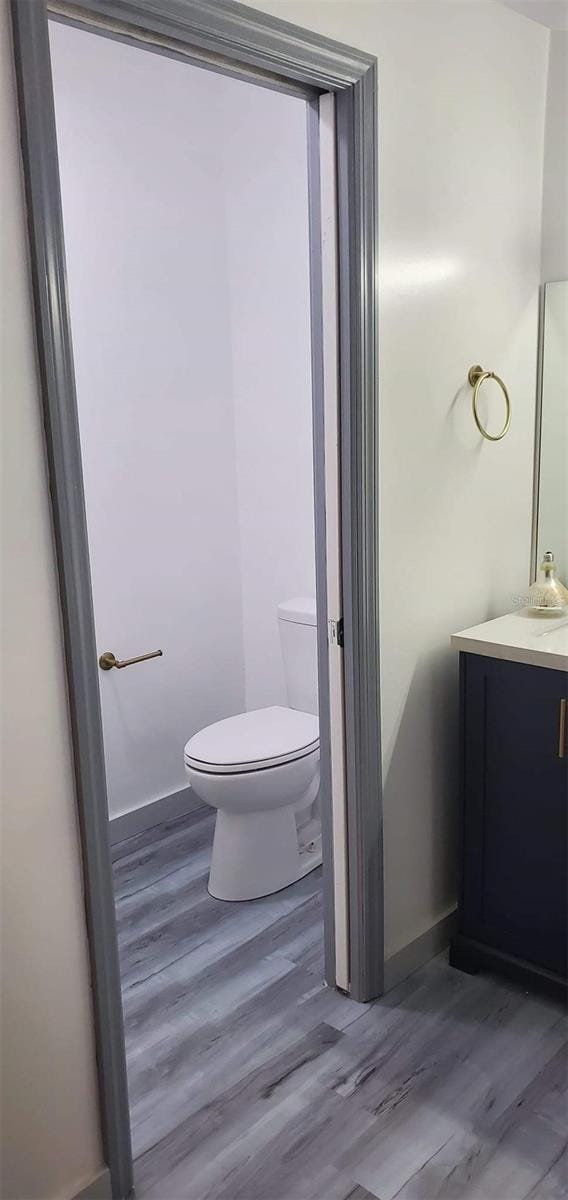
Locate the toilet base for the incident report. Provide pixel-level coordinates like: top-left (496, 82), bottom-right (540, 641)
top-left (208, 806), bottom-right (321, 901)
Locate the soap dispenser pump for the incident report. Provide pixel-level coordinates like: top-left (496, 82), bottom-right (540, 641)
top-left (528, 551), bottom-right (568, 613)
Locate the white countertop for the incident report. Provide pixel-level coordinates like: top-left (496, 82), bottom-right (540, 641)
top-left (451, 609), bottom-right (568, 672)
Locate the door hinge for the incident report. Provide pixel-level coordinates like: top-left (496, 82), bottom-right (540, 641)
top-left (328, 617), bottom-right (344, 648)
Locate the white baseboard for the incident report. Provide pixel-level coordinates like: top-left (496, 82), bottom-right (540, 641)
top-left (383, 908), bottom-right (458, 993)
top-left (71, 1167), bottom-right (111, 1200)
top-left (109, 785), bottom-right (205, 845)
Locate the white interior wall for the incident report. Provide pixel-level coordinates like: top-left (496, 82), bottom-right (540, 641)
top-left (242, 0), bottom-right (549, 962)
top-left (541, 31), bottom-right (568, 281)
top-left (222, 83), bottom-right (316, 711)
top-left (50, 24), bottom-right (247, 819)
top-left (0, 6), bottom-right (104, 1197)
top-left (50, 23), bottom-right (314, 819)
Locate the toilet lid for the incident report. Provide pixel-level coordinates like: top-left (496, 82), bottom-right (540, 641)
top-left (184, 706), bottom-right (319, 774)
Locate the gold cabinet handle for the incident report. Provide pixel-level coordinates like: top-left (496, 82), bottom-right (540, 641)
top-left (99, 649), bottom-right (163, 671)
top-left (559, 699), bottom-right (567, 759)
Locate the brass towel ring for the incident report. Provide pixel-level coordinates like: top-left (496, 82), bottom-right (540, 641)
top-left (468, 364), bottom-right (511, 441)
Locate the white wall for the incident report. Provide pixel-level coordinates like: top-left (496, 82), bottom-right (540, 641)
top-left (0, 5), bottom-right (104, 1197)
top-left (50, 25), bottom-right (246, 820)
top-left (242, 0), bottom-right (548, 961)
top-left (223, 84), bottom-right (316, 710)
top-left (50, 22), bottom-right (315, 819)
top-left (541, 31), bottom-right (568, 281)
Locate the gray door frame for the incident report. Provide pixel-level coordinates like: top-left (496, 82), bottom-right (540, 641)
top-left (10, 2), bottom-right (382, 1196)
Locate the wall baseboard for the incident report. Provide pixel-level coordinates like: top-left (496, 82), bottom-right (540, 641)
top-left (109, 785), bottom-right (204, 845)
top-left (384, 908), bottom-right (458, 993)
top-left (71, 1167), bottom-right (112, 1200)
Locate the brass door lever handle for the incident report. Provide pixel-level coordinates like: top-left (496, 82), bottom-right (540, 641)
top-left (99, 649), bottom-right (163, 671)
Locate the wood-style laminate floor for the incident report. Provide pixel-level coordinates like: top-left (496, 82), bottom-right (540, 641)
top-left (113, 808), bottom-right (568, 1200)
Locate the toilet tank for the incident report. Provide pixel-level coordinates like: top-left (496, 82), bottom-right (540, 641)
top-left (278, 597), bottom-right (318, 716)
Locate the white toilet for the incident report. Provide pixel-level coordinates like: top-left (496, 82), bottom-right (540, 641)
top-left (184, 598), bottom-right (321, 900)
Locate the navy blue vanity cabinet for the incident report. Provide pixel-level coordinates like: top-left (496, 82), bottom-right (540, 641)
top-left (450, 652), bottom-right (568, 999)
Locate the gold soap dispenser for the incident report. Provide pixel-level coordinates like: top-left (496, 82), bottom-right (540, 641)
top-left (528, 551), bottom-right (568, 613)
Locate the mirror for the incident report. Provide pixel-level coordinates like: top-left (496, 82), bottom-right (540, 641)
top-left (532, 281), bottom-right (568, 585)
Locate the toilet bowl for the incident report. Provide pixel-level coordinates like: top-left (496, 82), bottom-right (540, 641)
top-left (184, 597), bottom-right (321, 901)
top-left (185, 705), bottom-right (320, 900)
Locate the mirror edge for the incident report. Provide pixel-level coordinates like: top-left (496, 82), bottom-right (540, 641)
top-left (529, 283), bottom-right (547, 585)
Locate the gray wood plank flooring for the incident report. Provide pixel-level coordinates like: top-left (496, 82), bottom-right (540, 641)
top-left (113, 809), bottom-right (567, 1200)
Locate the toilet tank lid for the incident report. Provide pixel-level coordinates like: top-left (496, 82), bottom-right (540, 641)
top-left (278, 597), bottom-right (317, 626)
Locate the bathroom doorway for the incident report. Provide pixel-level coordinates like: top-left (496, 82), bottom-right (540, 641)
top-left (12, 2), bottom-right (380, 1195)
top-left (49, 17), bottom-right (333, 1163)
top-left (50, 18), bottom-right (322, 882)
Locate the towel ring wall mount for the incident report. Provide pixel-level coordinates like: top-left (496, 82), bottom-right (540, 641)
top-left (468, 364), bottom-right (511, 441)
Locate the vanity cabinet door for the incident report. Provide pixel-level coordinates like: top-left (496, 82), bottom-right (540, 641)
top-left (460, 653), bottom-right (568, 978)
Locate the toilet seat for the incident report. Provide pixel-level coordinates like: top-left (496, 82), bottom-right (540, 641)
top-left (184, 705), bottom-right (319, 775)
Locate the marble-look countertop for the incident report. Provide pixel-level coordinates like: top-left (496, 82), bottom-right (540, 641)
top-left (451, 609), bottom-right (568, 672)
